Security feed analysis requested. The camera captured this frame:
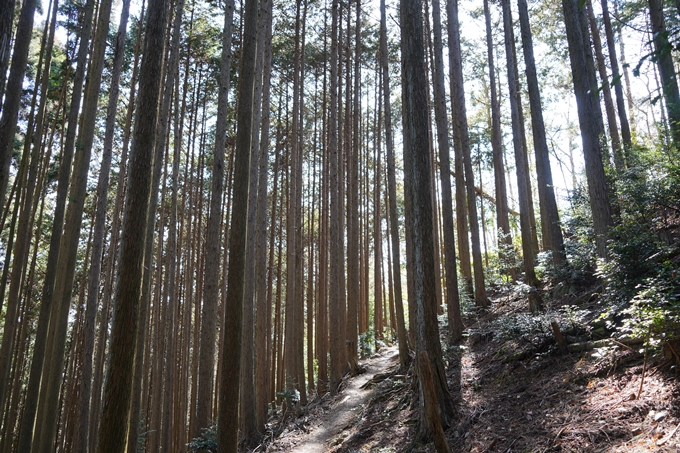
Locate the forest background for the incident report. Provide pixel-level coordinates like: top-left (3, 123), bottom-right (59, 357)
top-left (0, 0), bottom-right (678, 451)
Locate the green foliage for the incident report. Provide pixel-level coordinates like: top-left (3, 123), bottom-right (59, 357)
top-left (580, 155), bottom-right (680, 346)
top-left (134, 419), bottom-right (150, 453)
top-left (187, 422), bottom-right (217, 453)
top-left (618, 267), bottom-right (680, 346)
top-left (598, 161), bottom-right (679, 301)
top-left (488, 308), bottom-right (553, 342)
top-left (484, 231), bottom-right (520, 286)
top-left (276, 388), bottom-right (300, 407)
top-left (561, 184), bottom-right (598, 283)
top-left (359, 327), bottom-right (375, 357)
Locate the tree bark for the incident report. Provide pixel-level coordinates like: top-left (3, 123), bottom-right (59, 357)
top-left (586, 0), bottom-right (624, 172)
top-left (601, 0), bottom-right (632, 151)
top-left (502, 0), bottom-right (540, 297)
top-left (562, 0), bottom-right (613, 258)
top-left (400, 0), bottom-right (456, 433)
top-left (254, 0), bottom-right (273, 430)
top-left (241, 0), bottom-right (266, 437)
top-left (94, 0), bottom-right (169, 447)
top-left (648, 0), bottom-right (680, 146)
top-left (195, 0), bottom-right (235, 436)
top-left (517, 0), bottom-right (566, 266)
top-left (379, 0), bottom-right (409, 369)
top-left (447, 0), bottom-right (489, 307)
top-left (329, 0), bottom-right (347, 393)
top-left (0, 0), bottom-right (36, 206)
top-left (0, 0), bottom-right (16, 102)
top-left (216, 0), bottom-right (258, 448)
top-left (431, 0), bottom-right (463, 341)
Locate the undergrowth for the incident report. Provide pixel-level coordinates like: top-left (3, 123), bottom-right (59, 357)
top-left (557, 155), bottom-right (680, 356)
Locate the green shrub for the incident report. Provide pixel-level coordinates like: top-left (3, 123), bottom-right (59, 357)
top-left (187, 423), bottom-right (217, 452)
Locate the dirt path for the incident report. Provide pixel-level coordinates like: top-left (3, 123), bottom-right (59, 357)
top-left (268, 347), bottom-right (399, 452)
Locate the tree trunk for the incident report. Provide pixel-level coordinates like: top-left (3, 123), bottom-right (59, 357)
top-left (483, 0), bottom-right (515, 280)
top-left (586, 0), bottom-right (624, 172)
top-left (254, 0), bottom-right (273, 430)
top-left (216, 0), bottom-right (258, 448)
top-left (94, 0), bottom-right (169, 447)
top-left (241, 0), bottom-right (266, 436)
top-left (0, 0), bottom-right (16, 102)
top-left (379, 0), bottom-right (409, 369)
top-left (195, 0), bottom-right (235, 436)
top-left (295, 4), bottom-right (308, 406)
top-left (74, 0), bottom-right (131, 450)
top-left (502, 0), bottom-right (540, 299)
top-left (284, 0), bottom-right (303, 405)
top-left (562, 0), bottom-right (614, 258)
top-left (648, 0), bottom-right (680, 146)
top-left (447, 0), bottom-right (489, 307)
top-left (431, 0), bottom-right (463, 341)
top-left (0, 0), bottom-right (37, 206)
top-left (517, 0), bottom-right (566, 266)
top-left (601, 0), bottom-right (632, 151)
top-left (329, 0), bottom-right (347, 393)
top-left (400, 0), bottom-right (456, 434)
top-left (316, 37), bottom-right (329, 390)
top-left (347, 0), bottom-right (360, 372)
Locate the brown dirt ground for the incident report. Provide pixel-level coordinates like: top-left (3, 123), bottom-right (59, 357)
top-left (258, 286), bottom-right (680, 453)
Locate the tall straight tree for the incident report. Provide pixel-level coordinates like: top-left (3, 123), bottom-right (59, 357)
top-left (585, 0), bottom-right (623, 171)
top-left (241, 0), bottom-right (266, 435)
top-left (294, 2), bottom-right (308, 405)
top-left (217, 0), bottom-right (259, 449)
top-left (316, 9), bottom-right (330, 392)
top-left (284, 0), bottom-right (304, 402)
top-left (31, 0), bottom-right (116, 443)
top-left (94, 0), bottom-right (169, 447)
top-left (254, 0), bottom-right (273, 431)
top-left (400, 0), bottom-right (455, 434)
top-left (74, 0), bottom-right (132, 449)
top-left (517, 0), bottom-right (566, 266)
top-left (379, 0), bottom-right (409, 365)
top-left (0, 0), bottom-right (37, 207)
top-left (648, 0), bottom-right (680, 146)
top-left (502, 0), bottom-right (540, 301)
top-left (346, 0), bottom-right (360, 373)
top-left (483, 0), bottom-right (514, 279)
top-left (153, 0), bottom-right (187, 448)
top-left (446, 0), bottom-right (489, 307)
top-left (0, 0), bottom-right (57, 441)
top-left (329, 0), bottom-right (347, 393)
top-left (562, 0), bottom-right (613, 258)
top-left (0, 0), bottom-right (15, 101)
top-left (601, 0), bottom-right (632, 150)
top-left (14, 0), bottom-right (97, 445)
top-left (0, 0), bottom-right (57, 426)
top-left (195, 0), bottom-right (235, 436)
top-left (431, 0), bottom-right (463, 341)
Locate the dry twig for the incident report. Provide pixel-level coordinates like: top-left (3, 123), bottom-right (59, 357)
top-left (658, 421), bottom-right (680, 445)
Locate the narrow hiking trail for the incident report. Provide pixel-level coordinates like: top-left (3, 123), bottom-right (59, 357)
top-left (261, 289), bottom-right (680, 453)
top-left (267, 346), bottom-right (400, 452)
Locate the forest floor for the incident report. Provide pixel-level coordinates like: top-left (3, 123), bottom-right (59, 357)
top-left (259, 284), bottom-right (680, 453)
